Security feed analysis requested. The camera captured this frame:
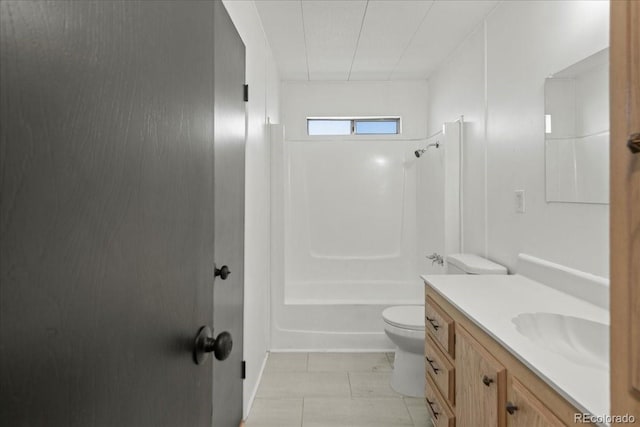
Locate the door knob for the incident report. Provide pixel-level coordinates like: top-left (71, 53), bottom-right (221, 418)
top-left (506, 402), bottom-right (519, 415)
top-left (193, 326), bottom-right (233, 365)
top-left (214, 264), bottom-right (231, 280)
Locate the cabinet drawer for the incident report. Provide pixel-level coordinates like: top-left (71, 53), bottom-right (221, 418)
top-left (425, 333), bottom-right (455, 406)
top-left (426, 296), bottom-right (455, 357)
top-left (426, 373), bottom-right (455, 427)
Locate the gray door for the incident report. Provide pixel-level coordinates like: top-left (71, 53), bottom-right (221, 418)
top-left (212, 2), bottom-right (246, 426)
top-left (1, 2), bottom-right (216, 426)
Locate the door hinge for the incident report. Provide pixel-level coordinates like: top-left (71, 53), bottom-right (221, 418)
top-left (243, 84), bottom-right (249, 102)
top-left (241, 360), bottom-right (246, 379)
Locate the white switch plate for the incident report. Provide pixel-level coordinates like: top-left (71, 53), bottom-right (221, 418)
top-left (515, 190), bottom-right (525, 213)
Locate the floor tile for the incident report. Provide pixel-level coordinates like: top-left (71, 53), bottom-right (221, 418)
top-left (245, 398), bottom-right (303, 427)
top-left (403, 397), bottom-right (432, 427)
top-left (349, 372), bottom-right (401, 398)
top-left (302, 397), bottom-right (413, 427)
top-left (256, 371), bottom-right (351, 398)
top-left (265, 352), bottom-right (308, 373)
top-left (307, 352), bottom-right (392, 373)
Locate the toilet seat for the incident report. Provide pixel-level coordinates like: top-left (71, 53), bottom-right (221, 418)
top-left (382, 306), bottom-right (425, 331)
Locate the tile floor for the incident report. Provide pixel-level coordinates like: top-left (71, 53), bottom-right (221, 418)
top-left (245, 352), bottom-right (433, 427)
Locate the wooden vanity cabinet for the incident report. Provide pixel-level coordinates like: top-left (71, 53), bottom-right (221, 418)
top-left (425, 282), bottom-right (596, 427)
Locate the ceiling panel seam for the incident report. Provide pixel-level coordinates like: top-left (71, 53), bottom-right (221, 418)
top-left (300, 0), bottom-right (311, 81)
top-left (250, 0), bottom-right (277, 68)
top-left (433, 3), bottom-right (498, 81)
top-left (347, 0), bottom-right (370, 81)
top-left (387, 1), bottom-right (435, 80)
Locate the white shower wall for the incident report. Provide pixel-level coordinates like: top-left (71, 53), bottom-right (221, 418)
top-left (271, 81), bottom-right (460, 349)
top-left (285, 139), bottom-right (419, 305)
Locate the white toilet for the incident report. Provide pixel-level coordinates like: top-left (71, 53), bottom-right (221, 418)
top-left (382, 253), bottom-right (507, 397)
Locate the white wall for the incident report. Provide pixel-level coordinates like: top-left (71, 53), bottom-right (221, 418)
top-left (221, 0), bottom-right (280, 419)
top-left (427, 0), bottom-right (609, 277)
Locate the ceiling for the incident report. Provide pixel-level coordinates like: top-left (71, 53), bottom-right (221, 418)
top-left (254, 0), bottom-right (499, 81)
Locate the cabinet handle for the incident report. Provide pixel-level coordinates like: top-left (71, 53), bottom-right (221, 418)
top-left (506, 402), bottom-right (519, 415)
top-left (426, 357), bottom-right (440, 374)
top-left (425, 316), bottom-right (440, 330)
top-left (628, 132), bottom-right (640, 154)
top-left (482, 375), bottom-right (494, 386)
top-left (426, 398), bottom-right (440, 419)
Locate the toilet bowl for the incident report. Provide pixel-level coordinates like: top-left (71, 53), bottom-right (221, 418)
top-left (382, 253), bottom-right (507, 397)
top-left (382, 305), bottom-right (425, 397)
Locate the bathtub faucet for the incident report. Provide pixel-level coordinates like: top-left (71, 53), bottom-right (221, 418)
top-left (426, 253), bottom-right (444, 266)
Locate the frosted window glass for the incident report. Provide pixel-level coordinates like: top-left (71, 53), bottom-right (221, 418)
top-left (308, 120), bottom-right (351, 136)
top-left (355, 120), bottom-right (398, 134)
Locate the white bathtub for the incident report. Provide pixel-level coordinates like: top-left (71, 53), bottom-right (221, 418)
top-left (271, 282), bottom-right (425, 351)
top-left (285, 281), bottom-right (423, 305)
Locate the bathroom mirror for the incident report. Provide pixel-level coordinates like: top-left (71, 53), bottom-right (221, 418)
top-left (544, 48), bottom-right (609, 204)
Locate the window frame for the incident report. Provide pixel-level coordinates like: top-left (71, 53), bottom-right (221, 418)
top-left (306, 117), bottom-right (401, 136)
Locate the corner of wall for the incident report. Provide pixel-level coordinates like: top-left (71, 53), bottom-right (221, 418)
top-left (222, 0), bottom-right (281, 419)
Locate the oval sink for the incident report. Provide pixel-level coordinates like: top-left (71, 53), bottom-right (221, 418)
top-left (512, 312), bottom-right (609, 370)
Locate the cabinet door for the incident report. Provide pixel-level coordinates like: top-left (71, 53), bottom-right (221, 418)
top-left (506, 378), bottom-right (564, 427)
top-left (456, 326), bottom-right (506, 427)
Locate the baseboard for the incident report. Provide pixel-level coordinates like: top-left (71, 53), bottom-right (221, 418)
top-left (243, 352), bottom-right (269, 420)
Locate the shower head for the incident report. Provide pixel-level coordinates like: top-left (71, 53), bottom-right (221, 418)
top-left (414, 141), bottom-right (440, 158)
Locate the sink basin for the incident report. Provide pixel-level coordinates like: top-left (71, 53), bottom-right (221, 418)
top-left (512, 312), bottom-right (609, 370)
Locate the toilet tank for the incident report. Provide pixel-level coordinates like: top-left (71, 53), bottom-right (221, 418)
top-left (446, 253), bottom-right (508, 275)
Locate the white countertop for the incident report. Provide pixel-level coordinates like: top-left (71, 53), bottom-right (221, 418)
top-left (421, 273), bottom-right (609, 424)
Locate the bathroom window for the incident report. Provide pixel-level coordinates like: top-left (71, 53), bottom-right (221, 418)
top-left (307, 117), bottom-right (400, 136)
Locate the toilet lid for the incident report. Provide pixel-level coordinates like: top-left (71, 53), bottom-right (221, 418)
top-left (382, 306), bottom-right (425, 331)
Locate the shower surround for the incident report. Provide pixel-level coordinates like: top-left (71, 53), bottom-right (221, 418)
top-left (269, 122), bottom-right (461, 350)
